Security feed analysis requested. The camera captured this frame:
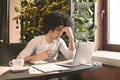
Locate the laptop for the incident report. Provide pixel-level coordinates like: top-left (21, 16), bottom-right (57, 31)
top-left (56, 42), bottom-right (95, 67)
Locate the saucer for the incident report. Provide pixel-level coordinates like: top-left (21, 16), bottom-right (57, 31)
top-left (10, 66), bottom-right (28, 72)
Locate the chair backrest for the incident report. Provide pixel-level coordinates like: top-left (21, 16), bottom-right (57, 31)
top-left (0, 44), bottom-right (68, 65)
top-left (0, 44), bottom-right (25, 65)
top-left (56, 51), bottom-right (68, 61)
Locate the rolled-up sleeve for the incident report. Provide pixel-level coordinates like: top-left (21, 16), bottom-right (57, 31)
top-left (59, 39), bottom-right (76, 59)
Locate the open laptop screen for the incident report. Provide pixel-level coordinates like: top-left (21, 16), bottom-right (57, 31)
top-left (72, 42), bottom-right (95, 66)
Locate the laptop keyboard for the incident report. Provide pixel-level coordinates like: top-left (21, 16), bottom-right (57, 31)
top-left (55, 59), bottom-right (73, 67)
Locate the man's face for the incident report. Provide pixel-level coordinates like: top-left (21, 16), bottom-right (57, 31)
top-left (51, 25), bottom-right (64, 40)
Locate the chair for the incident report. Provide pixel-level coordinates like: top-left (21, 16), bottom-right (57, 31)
top-left (0, 44), bottom-right (25, 65)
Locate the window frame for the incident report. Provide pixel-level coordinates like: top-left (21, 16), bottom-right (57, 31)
top-left (102, 0), bottom-right (120, 51)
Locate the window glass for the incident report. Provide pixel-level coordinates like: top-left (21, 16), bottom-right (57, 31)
top-left (108, 0), bottom-right (120, 44)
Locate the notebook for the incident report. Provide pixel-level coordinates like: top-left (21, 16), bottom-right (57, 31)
top-left (56, 42), bottom-right (95, 67)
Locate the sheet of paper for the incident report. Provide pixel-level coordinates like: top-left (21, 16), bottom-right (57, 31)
top-left (31, 63), bottom-right (69, 72)
top-left (0, 66), bottom-right (11, 75)
top-left (29, 66), bottom-right (43, 74)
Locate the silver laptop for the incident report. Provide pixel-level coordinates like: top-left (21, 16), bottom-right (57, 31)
top-left (56, 42), bottom-right (95, 67)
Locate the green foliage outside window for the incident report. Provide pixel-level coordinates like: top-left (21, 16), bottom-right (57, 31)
top-left (73, 0), bottom-right (97, 43)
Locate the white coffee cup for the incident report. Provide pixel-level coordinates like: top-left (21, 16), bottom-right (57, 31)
top-left (9, 59), bottom-right (24, 69)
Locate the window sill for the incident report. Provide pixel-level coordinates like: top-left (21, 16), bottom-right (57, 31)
top-left (92, 50), bottom-right (120, 67)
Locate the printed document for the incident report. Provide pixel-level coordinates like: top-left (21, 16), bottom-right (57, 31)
top-left (31, 63), bottom-right (69, 72)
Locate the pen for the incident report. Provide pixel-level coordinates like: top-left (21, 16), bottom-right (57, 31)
top-left (30, 65), bottom-right (44, 72)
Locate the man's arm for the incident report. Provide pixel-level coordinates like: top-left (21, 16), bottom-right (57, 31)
top-left (62, 27), bottom-right (76, 51)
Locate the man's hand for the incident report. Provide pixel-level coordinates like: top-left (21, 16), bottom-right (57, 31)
top-left (62, 27), bottom-right (74, 39)
top-left (35, 49), bottom-right (52, 60)
top-left (25, 49), bottom-right (52, 61)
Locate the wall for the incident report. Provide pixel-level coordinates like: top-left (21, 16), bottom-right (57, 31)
top-left (9, 0), bottom-right (21, 43)
top-left (0, 0), bottom-right (9, 43)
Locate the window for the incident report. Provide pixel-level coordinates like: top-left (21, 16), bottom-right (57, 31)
top-left (109, 0), bottom-right (120, 44)
top-left (103, 0), bottom-right (120, 51)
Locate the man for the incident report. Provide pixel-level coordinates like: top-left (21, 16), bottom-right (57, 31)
top-left (17, 11), bottom-right (76, 62)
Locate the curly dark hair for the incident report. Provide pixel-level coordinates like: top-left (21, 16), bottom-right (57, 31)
top-left (41, 11), bottom-right (73, 34)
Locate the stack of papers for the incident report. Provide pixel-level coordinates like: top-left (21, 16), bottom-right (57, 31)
top-left (31, 63), bottom-right (69, 73)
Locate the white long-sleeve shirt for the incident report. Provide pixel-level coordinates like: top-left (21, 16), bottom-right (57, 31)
top-left (17, 35), bottom-right (76, 60)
